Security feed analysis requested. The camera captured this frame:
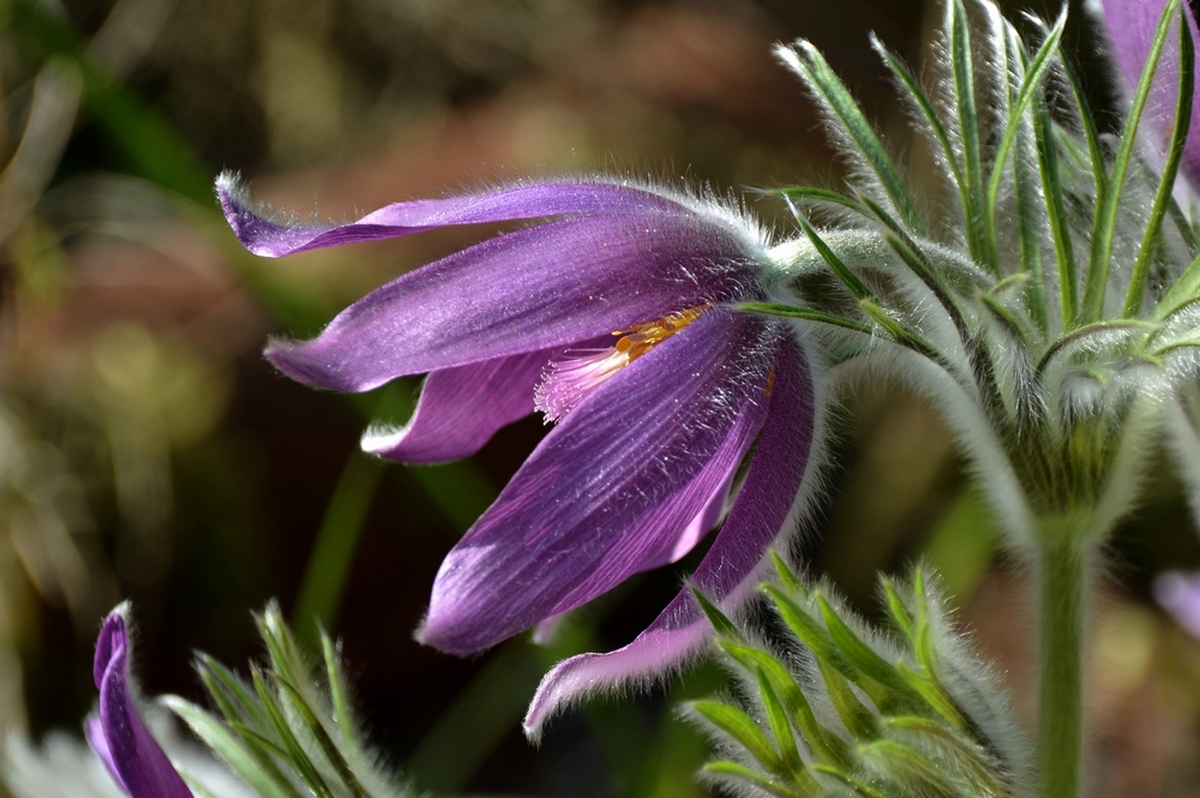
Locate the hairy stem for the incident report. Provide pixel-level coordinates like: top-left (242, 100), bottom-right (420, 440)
top-left (1036, 519), bottom-right (1090, 798)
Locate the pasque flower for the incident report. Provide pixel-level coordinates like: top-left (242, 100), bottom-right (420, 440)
top-left (218, 174), bottom-right (823, 734)
top-left (86, 606), bottom-right (192, 798)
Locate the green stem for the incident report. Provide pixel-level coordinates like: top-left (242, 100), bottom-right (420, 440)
top-left (291, 454), bottom-right (383, 636)
top-left (1036, 522), bottom-right (1088, 798)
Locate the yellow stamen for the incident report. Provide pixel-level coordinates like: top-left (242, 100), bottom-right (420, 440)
top-left (535, 304), bottom-right (711, 422)
top-left (611, 305), bottom-right (709, 362)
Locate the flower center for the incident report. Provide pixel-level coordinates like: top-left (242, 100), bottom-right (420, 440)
top-left (534, 306), bottom-right (709, 422)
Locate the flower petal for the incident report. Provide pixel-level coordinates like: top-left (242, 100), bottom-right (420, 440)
top-left (362, 349), bottom-right (550, 463)
top-left (417, 310), bottom-right (776, 656)
top-left (218, 175), bottom-right (686, 257)
top-left (1155, 570), bottom-right (1200, 637)
top-left (266, 214), bottom-right (757, 392)
top-left (1102, 0), bottom-right (1200, 185)
top-left (88, 609), bottom-right (194, 798)
top-left (523, 336), bottom-right (818, 738)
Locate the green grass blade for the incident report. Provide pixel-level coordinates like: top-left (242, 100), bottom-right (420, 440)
top-left (291, 454), bottom-right (383, 635)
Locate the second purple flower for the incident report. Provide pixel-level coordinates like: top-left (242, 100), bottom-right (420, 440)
top-left (218, 175), bottom-right (823, 733)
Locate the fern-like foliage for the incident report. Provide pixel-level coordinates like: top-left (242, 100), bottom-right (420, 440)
top-left (761, 0), bottom-right (1200, 548)
top-left (690, 555), bottom-right (1030, 798)
top-left (165, 602), bottom-right (419, 798)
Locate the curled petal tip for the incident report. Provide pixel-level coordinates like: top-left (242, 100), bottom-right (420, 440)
top-left (90, 604), bottom-right (194, 798)
top-left (522, 623), bottom-right (712, 741)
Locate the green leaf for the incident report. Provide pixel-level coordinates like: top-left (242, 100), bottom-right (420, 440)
top-left (781, 41), bottom-right (926, 235)
top-left (1032, 319), bottom-right (1157, 383)
top-left (811, 764), bottom-right (894, 798)
top-left (860, 739), bottom-right (960, 795)
top-left (195, 655), bottom-right (276, 737)
top-left (814, 593), bottom-right (919, 703)
top-left (703, 761), bottom-right (802, 798)
top-left (738, 301), bottom-right (873, 335)
top-left (1005, 30), bottom-right (1050, 333)
top-left (274, 677), bottom-right (368, 797)
top-left (947, 0), bottom-right (994, 271)
top-left (689, 586), bottom-right (744, 640)
top-left (882, 716), bottom-right (1004, 796)
top-left (754, 668), bottom-right (817, 790)
top-left (164, 697), bottom-right (300, 798)
top-left (718, 640), bottom-right (851, 768)
top-left (252, 669), bottom-right (335, 798)
top-left (1033, 89), bottom-right (1079, 329)
top-left (773, 186), bottom-right (867, 214)
top-left (1155, 249), bottom-right (1200, 318)
top-left (816, 659), bottom-right (876, 742)
top-left (321, 632), bottom-right (359, 755)
top-left (763, 585), bottom-right (855, 682)
top-left (691, 701), bottom-right (784, 774)
top-left (983, 7), bottom-right (1065, 281)
top-left (856, 196), bottom-right (973, 357)
top-left (770, 551), bottom-right (807, 597)
top-left (789, 205), bottom-right (874, 300)
top-left (859, 299), bottom-right (945, 366)
top-left (879, 578), bottom-right (915, 641)
top-left (871, 34), bottom-right (964, 193)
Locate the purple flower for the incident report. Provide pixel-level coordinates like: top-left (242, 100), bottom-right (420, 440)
top-left (1102, 0), bottom-right (1200, 186)
top-left (1155, 570), bottom-right (1200, 637)
top-left (218, 174), bottom-right (821, 734)
top-left (86, 605), bottom-right (193, 798)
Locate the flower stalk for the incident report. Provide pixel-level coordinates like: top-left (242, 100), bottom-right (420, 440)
top-left (1035, 520), bottom-right (1089, 798)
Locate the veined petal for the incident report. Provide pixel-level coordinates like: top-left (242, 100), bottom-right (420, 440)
top-left (523, 337), bottom-right (817, 737)
top-left (218, 175), bottom-right (685, 257)
top-left (267, 214), bottom-right (756, 392)
top-left (362, 349), bottom-right (550, 463)
top-left (1103, 0), bottom-right (1200, 184)
top-left (87, 608), bottom-right (193, 798)
top-left (417, 310), bottom-right (776, 656)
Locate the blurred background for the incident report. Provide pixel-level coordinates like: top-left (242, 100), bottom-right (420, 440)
top-left (3, 0), bottom-right (1200, 794)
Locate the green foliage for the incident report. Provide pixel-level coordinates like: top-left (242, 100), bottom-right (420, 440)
top-left (768, 0), bottom-right (1200, 537)
top-left (164, 603), bottom-right (419, 798)
top-left (690, 557), bottom-right (1028, 797)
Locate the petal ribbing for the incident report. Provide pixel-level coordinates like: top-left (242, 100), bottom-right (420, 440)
top-left (218, 175), bottom-right (686, 257)
top-left (266, 214), bottom-right (755, 392)
top-left (523, 336), bottom-right (817, 737)
top-left (417, 311), bottom-right (776, 655)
